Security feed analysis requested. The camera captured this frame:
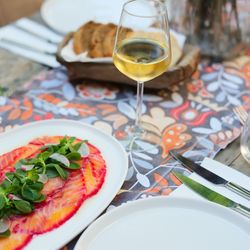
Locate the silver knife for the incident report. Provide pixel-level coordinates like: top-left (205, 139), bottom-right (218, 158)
top-left (170, 151), bottom-right (250, 201)
top-left (173, 171), bottom-right (250, 218)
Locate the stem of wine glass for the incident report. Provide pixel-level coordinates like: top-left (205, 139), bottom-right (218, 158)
top-left (135, 81), bottom-right (144, 133)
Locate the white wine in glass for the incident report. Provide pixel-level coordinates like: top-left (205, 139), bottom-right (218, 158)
top-left (113, 0), bottom-right (171, 143)
top-left (113, 38), bottom-right (171, 82)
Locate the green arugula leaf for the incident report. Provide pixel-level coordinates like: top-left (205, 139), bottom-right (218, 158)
top-left (13, 200), bottom-right (33, 213)
top-left (46, 168), bottom-right (59, 178)
top-left (21, 183), bottom-right (43, 201)
top-left (59, 136), bottom-right (67, 145)
top-left (57, 146), bottom-right (68, 155)
top-left (69, 144), bottom-right (75, 153)
top-left (27, 171), bottom-right (39, 182)
top-left (69, 162), bottom-right (80, 169)
top-left (73, 142), bottom-right (83, 151)
top-left (29, 182), bottom-right (44, 191)
top-left (12, 178), bottom-right (21, 186)
top-left (33, 194), bottom-right (45, 203)
top-left (1, 179), bottom-right (11, 189)
top-left (5, 173), bottom-right (15, 180)
top-left (66, 152), bottom-right (81, 160)
top-left (0, 194), bottom-right (6, 210)
top-left (54, 165), bottom-right (68, 180)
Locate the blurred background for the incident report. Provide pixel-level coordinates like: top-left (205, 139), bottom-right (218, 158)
top-left (0, 0), bottom-right (43, 26)
top-left (1, 0), bottom-right (249, 59)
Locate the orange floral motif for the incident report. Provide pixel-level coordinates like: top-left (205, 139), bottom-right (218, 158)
top-left (0, 105), bottom-right (12, 112)
top-left (187, 79), bottom-right (212, 98)
top-left (241, 62), bottom-right (250, 86)
top-left (38, 93), bottom-right (62, 104)
top-left (37, 94), bottom-right (97, 117)
top-left (153, 173), bottom-right (169, 186)
top-left (204, 66), bottom-right (214, 73)
top-left (209, 127), bottom-right (241, 149)
top-left (161, 188), bottom-right (173, 195)
top-left (97, 104), bottom-right (117, 116)
top-left (8, 108), bottom-right (21, 120)
top-left (77, 83), bottom-right (118, 100)
top-left (145, 173), bottom-right (172, 196)
top-left (20, 98), bottom-right (33, 120)
top-left (169, 172), bottom-right (182, 186)
top-left (161, 124), bottom-right (192, 158)
top-left (242, 95), bottom-right (250, 110)
top-left (65, 103), bottom-right (96, 116)
top-left (11, 98), bottom-right (20, 106)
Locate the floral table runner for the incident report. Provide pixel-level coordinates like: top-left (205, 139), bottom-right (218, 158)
top-left (1, 55), bottom-right (250, 196)
top-left (0, 53), bottom-right (250, 247)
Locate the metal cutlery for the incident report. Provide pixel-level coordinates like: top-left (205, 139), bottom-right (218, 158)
top-left (233, 105), bottom-right (248, 125)
top-left (173, 171), bottom-right (250, 218)
top-left (170, 151), bottom-right (250, 201)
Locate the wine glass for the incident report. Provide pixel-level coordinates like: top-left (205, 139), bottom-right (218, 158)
top-left (113, 0), bottom-right (171, 145)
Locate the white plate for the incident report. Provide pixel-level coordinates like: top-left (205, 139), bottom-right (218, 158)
top-left (75, 197), bottom-right (250, 250)
top-left (41, 0), bottom-right (127, 34)
top-left (0, 119), bottom-right (128, 250)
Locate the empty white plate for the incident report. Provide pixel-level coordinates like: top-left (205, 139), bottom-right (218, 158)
top-left (75, 196), bottom-right (250, 250)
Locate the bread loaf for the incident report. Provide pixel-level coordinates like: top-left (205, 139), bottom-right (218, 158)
top-left (73, 21), bottom-right (101, 55)
top-left (72, 21), bottom-right (182, 65)
top-left (89, 23), bottom-right (116, 57)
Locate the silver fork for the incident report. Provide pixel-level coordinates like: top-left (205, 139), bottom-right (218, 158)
top-left (233, 105), bottom-right (248, 125)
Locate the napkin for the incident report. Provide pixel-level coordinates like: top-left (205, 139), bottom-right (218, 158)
top-left (0, 19), bottom-right (61, 68)
top-left (15, 18), bottom-right (63, 44)
top-left (171, 158), bottom-right (250, 209)
top-left (0, 25), bottom-right (58, 54)
top-left (61, 40), bottom-right (113, 63)
top-left (61, 29), bottom-right (186, 63)
top-left (0, 40), bottom-right (60, 68)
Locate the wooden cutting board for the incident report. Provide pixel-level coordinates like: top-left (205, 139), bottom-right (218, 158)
top-left (56, 32), bottom-right (200, 89)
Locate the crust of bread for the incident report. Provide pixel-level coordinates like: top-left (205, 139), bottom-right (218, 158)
top-left (102, 26), bottom-right (117, 57)
top-left (89, 23), bottom-right (116, 58)
top-left (72, 21), bottom-right (182, 66)
top-left (73, 21), bottom-right (101, 55)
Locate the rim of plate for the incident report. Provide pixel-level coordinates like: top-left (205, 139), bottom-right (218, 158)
top-left (40, 0), bottom-right (66, 34)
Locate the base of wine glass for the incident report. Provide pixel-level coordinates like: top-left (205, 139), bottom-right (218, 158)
top-left (126, 121), bottom-right (162, 152)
